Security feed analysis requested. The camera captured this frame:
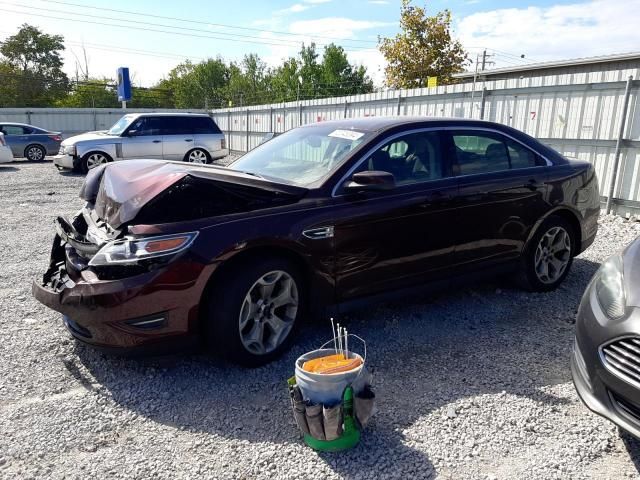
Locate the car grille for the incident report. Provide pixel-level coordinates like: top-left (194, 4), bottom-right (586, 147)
top-left (610, 391), bottom-right (640, 424)
top-left (601, 337), bottom-right (640, 387)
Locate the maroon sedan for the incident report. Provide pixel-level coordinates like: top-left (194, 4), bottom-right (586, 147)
top-left (33, 117), bottom-right (600, 365)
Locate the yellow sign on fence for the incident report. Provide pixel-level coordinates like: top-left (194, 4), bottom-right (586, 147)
top-left (427, 77), bottom-right (438, 88)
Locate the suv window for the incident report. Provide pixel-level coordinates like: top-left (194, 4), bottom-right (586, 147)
top-left (357, 131), bottom-right (446, 186)
top-left (160, 116), bottom-right (221, 135)
top-left (2, 125), bottom-right (28, 135)
top-left (451, 131), bottom-right (544, 175)
top-left (128, 117), bottom-right (162, 136)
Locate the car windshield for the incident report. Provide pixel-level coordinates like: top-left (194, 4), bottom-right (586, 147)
top-left (107, 115), bottom-right (136, 135)
top-left (229, 125), bottom-right (371, 186)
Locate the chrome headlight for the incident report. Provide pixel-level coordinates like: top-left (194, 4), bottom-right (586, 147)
top-left (89, 232), bottom-right (198, 266)
top-left (63, 145), bottom-right (76, 155)
top-left (595, 255), bottom-right (626, 320)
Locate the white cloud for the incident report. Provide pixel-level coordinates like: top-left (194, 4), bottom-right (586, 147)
top-left (276, 0), bottom-right (331, 15)
top-left (457, 0), bottom-right (640, 65)
top-left (288, 18), bottom-right (390, 40)
top-left (277, 3), bottom-right (311, 14)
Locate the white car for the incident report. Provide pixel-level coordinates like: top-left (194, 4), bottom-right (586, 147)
top-left (54, 113), bottom-right (229, 173)
top-left (0, 133), bottom-right (13, 164)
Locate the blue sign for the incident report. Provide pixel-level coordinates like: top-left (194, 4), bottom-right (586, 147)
top-left (117, 67), bottom-right (132, 102)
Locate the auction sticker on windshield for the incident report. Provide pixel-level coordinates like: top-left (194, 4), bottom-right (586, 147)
top-left (328, 129), bottom-right (365, 141)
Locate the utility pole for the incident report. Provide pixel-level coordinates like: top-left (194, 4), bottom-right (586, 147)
top-left (481, 49), bottom-right (488, 71)
top-left (471, 50), bottom-right (493, 119)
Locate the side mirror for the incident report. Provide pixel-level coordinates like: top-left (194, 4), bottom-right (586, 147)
top-left (125, 129), bottom-right (138, 137)
top-left (343, 171), bottom-right (395, 192)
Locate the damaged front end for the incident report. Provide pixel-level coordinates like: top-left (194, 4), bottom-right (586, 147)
top-left (32, 159), bottom-right (307, 351)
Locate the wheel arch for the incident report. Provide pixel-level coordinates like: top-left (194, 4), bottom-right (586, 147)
top-left (198, 244), bottom-right (326, 328)
top-left (524, 207), bottom-right (583, 257)
top-left (184, 147), bottom-right (211, 163)
top-left (23, 143), bottom-right (46, 159)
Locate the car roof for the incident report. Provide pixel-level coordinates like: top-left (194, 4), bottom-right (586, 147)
top-left (125, 112), bottom-right (210, 118)
top-left (298, 116), bottom-right (507, 133)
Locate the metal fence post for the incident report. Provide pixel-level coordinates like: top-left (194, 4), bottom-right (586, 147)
top-left (606, 75), bottom-right (634, 214)
top-left (26, 110), bottom-right (32, 124)
top-left (298, 103), bottom-right (303, 127)
top-left (269, 106), bottom-right (273, 133)
top-left (227, 109), bottom-right (232, 151)
top-left (343, 100), bottom-right (348, 119)
top-left (245, 109), bottom-right (250, 152)
top-left (396, 92), bottom-right (402, 116)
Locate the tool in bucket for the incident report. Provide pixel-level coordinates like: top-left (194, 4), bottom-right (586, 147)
top-left (287, 322), bottom-right (375, 452)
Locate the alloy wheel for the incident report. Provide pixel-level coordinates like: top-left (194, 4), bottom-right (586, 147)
top-left (534, 226), bottom-right (571, 284)
top-left (188, 149), bottom-right (208, 164)
top-left (238, 270), bottom-right (299, 355)
top-left (86, 153), bottom-right (108, 170)
top-left (27, 146), bottom-right (44, 161)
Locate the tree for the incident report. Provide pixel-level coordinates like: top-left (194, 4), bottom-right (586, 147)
top-left (378, 0), bottom-right (468, 88)
top-left (320, 44), bottom-right (374, 96)
top-left (0, 24), bottom-right (69, 106)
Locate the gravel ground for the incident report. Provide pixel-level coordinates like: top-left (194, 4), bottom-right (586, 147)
top-left (2, 160), bottom-right (640, 479)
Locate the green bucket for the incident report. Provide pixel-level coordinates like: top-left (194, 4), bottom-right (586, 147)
top-left (288, 378), bottom-right (361, 452)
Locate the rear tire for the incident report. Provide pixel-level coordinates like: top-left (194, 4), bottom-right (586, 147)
top-left (517, 215), bottom-right (576, 292)
top-left (25, 144), bottom-right (46, 162)
top-left (204, 257), bottom-right (305, 366)
top-left (185, 148), bottom-right (211, 165)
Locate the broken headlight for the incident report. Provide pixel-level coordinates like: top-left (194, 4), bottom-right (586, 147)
top-left (88, 232), bottom-right (198, 266)
top-left (63, 145), bottom-right (77, 156)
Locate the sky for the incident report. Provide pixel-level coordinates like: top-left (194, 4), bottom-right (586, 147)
top-left (1, 0), bottom-right (639, 87)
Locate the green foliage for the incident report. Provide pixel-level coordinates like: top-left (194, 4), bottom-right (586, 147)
top-left (378, 0), bottom-right (468, 88)
top-left (56, 79), bottom-right (173, 108)
top-left (0, 24), bottom-right (69, 107)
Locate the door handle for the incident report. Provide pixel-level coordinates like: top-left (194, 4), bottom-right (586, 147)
top-left (419, 191), bottom-right (452, 208)
top-left (152, 140), bottom-right (162, 143)
top-left (184, 138), bottom-right (193, 142)
top-left (524, 180), bottom-right (543, 190)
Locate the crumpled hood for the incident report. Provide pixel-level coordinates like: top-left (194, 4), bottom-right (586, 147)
top-left (62, 131), bottom-right (114, 145)
top-left (79, 160), bottom-right (307, 229)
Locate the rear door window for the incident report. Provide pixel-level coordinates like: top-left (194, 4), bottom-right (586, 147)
top-left (451, 131), bottom-right (544, 175)
top-left (2, 125), bottom-right (27, 135)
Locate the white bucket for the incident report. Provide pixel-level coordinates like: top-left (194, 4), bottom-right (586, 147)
top-left (294, 335), bottom-right (367, 406)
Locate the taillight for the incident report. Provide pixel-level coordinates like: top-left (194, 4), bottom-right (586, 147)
top-left (49, 135), bottom-right (62, 141)
top-left (221, 137), bottom-right (226, 149)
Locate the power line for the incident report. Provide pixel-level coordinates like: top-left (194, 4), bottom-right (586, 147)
top-left (0, 5), bottom-right (372, 52)
top-left (36, 0), bottom-right (378, 45)
top-left (2, 1), bottom-right (374, 51)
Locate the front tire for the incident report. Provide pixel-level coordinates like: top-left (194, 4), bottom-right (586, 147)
top-left (79, 151), bottom-right (112, 174)
top-left (518, 215), bottom-right (576, 292)
top-left (25, 144), bottom-right (46, 162)
top-left (204, 257), bottom-right (304, 366)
